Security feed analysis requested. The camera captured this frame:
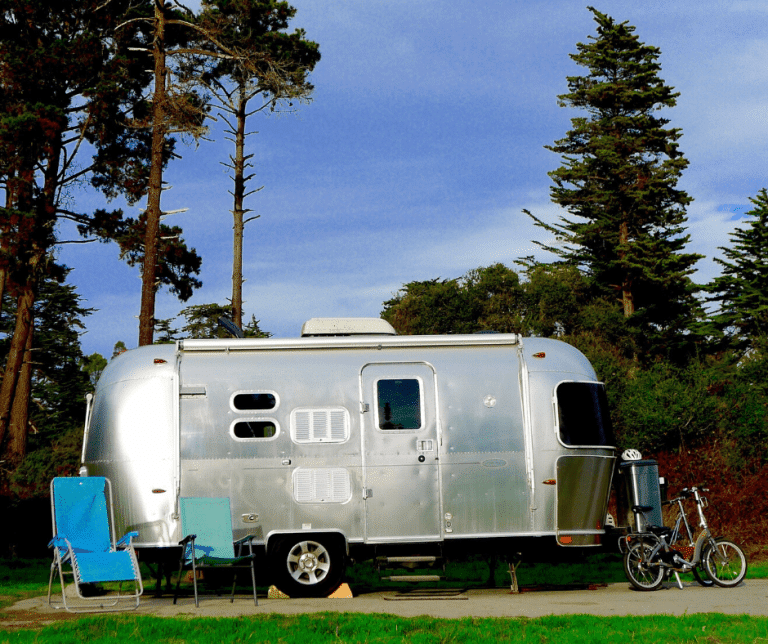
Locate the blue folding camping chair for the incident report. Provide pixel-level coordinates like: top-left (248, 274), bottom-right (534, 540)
top-left (173, 497), bottom-right (258, 607)
top-left (48, 477), bottom-right (143, 612)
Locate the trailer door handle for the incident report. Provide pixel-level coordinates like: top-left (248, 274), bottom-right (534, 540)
top-left (417, 440), bottom-right (434, 451)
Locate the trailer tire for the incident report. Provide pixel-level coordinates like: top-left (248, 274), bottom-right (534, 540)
top-left (270, 535), bottom-right (346, 598)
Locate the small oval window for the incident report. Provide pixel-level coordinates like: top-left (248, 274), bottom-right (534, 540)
top-left (233, 392), bottom-right (277, 411)
top-left (233, 420), bottom-right (278, 439)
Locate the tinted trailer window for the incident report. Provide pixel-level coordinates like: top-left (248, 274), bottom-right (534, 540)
top-left (556, 382), bottom-right (614, 447)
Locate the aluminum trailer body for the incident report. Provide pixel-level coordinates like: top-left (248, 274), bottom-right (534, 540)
top-left (81, 328), bottom-right (616, 595)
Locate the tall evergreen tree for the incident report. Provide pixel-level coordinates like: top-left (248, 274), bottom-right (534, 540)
top-left (195, 0), bottom-right (320, 329)
top-left (125, 0), bottom-right (316, 345)
top-left (0, 0), bottom-right (153, 463)
top-left (706, 188), bottom-right (768, 352)
top-left (525, 7), bottom-right (702, 359)
top-left (0, 269), bottom-right (92, 491)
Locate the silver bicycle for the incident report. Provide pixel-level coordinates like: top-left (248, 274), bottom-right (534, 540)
top-left (622, 486), bottom-right (748, 591)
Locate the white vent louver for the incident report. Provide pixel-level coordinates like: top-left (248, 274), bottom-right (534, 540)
top-left (291, 408), bottom-right (349, 443)
top-left (293, 468), bottom-right (352, 503)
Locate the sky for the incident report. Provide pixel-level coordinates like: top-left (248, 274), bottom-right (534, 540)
top-left (58, 0), bottom-right (768, 358)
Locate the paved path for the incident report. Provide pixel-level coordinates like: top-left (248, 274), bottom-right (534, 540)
top-left (7, 580), bottom-right (768, 622)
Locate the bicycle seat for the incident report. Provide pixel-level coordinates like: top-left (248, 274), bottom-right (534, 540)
top-left (646, 525), bottom-right (672, 537)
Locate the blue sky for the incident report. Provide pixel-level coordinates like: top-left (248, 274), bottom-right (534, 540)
top-left (59, 0), bottom-right (768, 357)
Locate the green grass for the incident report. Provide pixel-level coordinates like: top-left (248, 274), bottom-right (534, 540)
top-left (0, 559), bottom-right (50, 614)
top-left (2, 613), bottom-right (768, 644)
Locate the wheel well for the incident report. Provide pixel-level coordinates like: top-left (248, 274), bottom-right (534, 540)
top-left (266, 531), bottom-right (348, 556)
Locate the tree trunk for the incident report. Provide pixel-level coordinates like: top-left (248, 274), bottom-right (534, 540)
top-left (0, 283), bottom-right (35, 453)
top-left (619, 220), bottom-right (635, 317)
top-left (138, 0), bottom-right (168, 346)
top-left (6, 318), bottom-right (33, 463)
top-left (0, 232), bottom-right (9, 312)
top-left (230, 84), bottom-right (248, 330)
top-left (0, 94), bottom-right (62, 460)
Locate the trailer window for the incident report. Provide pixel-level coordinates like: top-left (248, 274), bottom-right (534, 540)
top-left (556, 382), bottom-right (614, 447)
top-left (377, 379), bottom-right (422, 430)
top-left (232, 420), bottom-right (278, 440)
top-left (232, 392), bottom-right (277, 411)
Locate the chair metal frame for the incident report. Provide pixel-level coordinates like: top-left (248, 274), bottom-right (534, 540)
top-left (48, 476), bottom-right (143, 613)
top-left (173, 497), bottom-right (258, 607)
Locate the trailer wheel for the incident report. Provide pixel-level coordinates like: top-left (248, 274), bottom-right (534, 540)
top-left (270, 535), bottom-right (346, 598)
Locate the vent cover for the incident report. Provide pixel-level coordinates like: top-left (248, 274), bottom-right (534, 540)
top-left (291, 408), bottom-right (349, 443)
top-left (300, 317), bottom-right (396, 336)
top-left (293, 468), bottom-right (352, 503)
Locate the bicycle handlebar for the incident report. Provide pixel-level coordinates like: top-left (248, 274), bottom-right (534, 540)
top-left (679, 486), bottom-right (710, 495)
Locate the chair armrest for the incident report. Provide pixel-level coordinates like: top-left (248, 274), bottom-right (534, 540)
top-left (48, 536), bottom-right (73, 562)
top-left (116, 531), bottom-right (139, 548)
top-left (234, 535), bottom-right (256, 556)
top-left (234, 535), bottom-right (255, 545)
top-left (179, 534), bottom-right (198, 562)
top-left (48, 535), bottom-right (68, 549)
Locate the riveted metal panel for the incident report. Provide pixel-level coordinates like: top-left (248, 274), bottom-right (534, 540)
top-left (82, 332), bottom-right (616, 556)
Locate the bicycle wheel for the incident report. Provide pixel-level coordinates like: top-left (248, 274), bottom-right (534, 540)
top-left (692, 565), bottom-right (714, 587)
top-left (624, 539), bottom-right (664, 591)
top-left (703, 539), bottom-right (748, 588)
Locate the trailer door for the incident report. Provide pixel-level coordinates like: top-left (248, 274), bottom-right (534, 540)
top-left (361, 363), bottom-right (440, 542)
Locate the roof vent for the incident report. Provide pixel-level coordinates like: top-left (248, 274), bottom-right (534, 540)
top-left (301, 317), bottom-right (397, 337)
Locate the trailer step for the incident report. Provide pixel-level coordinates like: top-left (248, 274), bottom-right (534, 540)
top-left (379, 556), bottom-right (438, 565)
top-left (376, 548), bottom-right (445, 584)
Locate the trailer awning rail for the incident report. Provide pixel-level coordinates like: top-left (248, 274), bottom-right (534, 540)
top-left (179, 333), bottom-right (521, 353)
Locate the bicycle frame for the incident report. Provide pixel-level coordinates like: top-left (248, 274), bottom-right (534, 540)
top-left (625, 487), bottom-right (717, 574)
top-left (622, 485), bottom-right (747, 590)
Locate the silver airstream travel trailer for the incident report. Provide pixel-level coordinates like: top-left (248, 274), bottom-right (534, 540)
top-left (81, 318), bottom-right (616, 596)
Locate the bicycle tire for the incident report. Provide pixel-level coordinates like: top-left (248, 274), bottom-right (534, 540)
top-left (703, 539), bottom-right (747, 588)
top-left (692, 565), bottom-right (714, 587)
top-left (623, 539), bottom-right (664, 591)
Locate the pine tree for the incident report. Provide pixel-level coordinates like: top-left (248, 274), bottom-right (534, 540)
top-left (526, 7), bottom-right (702, 359)
top-left (195, 0), bottom-right (320, 329)
top-left (707, 188), bottom-right (768, 352)
top-left (0, 0), bottom-right (156, 464)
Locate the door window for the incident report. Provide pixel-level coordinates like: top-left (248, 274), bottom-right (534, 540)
top-left (376, 378), bottom-right (422, 430)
